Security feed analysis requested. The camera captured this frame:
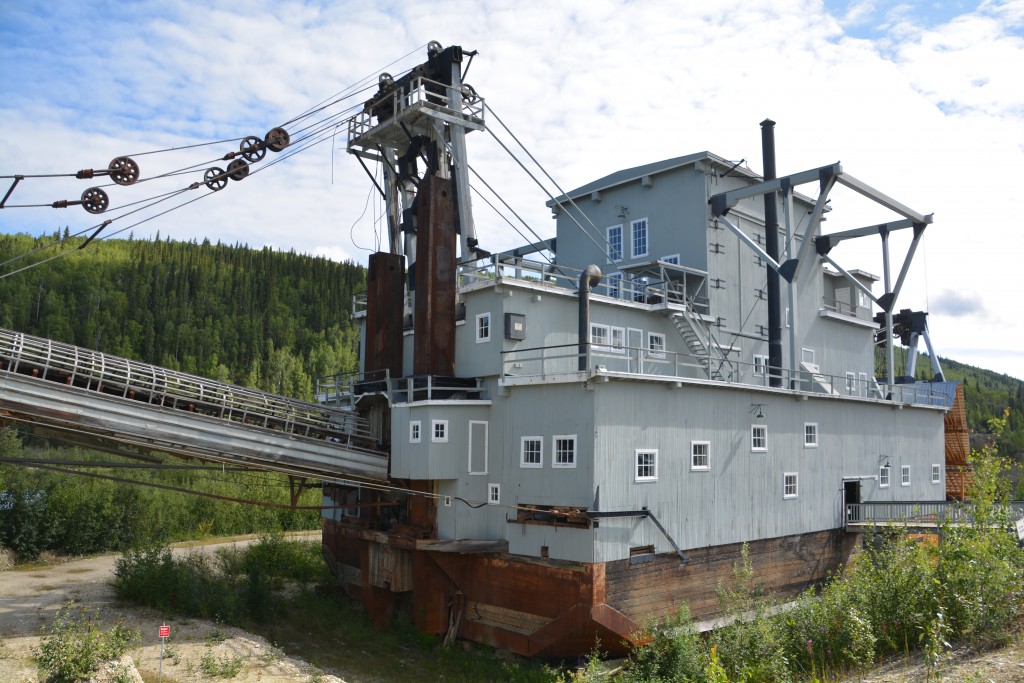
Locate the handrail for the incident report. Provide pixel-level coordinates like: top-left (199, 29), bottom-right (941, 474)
top-left (845, 500), bottom-right (1024, 528)
top-left (0, 328), bottom-right (375, 445)
top-left (501, 340), bottom-right (951, 407)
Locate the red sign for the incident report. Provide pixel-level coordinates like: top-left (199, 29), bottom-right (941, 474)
top-left (159, 625), bottom-right (170, 638)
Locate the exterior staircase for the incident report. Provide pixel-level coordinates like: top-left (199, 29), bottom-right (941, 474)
top-left (669, 309), bottom-right (736, 381)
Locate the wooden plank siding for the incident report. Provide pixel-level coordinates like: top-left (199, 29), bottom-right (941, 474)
top-left (605, 529), bottom-right (857, 624)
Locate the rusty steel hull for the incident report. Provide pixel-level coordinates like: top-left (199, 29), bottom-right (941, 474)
top-left (322, 511), bottom-right (859, 658)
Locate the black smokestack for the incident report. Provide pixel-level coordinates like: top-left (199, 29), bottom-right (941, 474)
top-left (761, 119), bottom-right (783, 388)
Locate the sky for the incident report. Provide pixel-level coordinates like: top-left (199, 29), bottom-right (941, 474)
top-left (1, 0), bottom-right (1022, 380)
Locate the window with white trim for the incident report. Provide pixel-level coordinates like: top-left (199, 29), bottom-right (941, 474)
top-left (409, 420), bottom-right (421, 443)
top-left (751, 424), bottom-right (767, 452)
top-left (901, 465), bottom-right (911, 486)
top-left (846, 372), bottom-right (857, 395)
top-left (931, 464), bottom-right (941, 484)
top-left (785, 307), bottom-right (791, 327)
top-left (590, 323), bottom-right (609, 351)
top-left (784, 472), bottom-right (799, 499)
top-left (753, 354), bottom-right (769, 376)
top-left (488, 483), bottom-right (500, 505)
top-left (520, 436), bottom-right (542, 468)
top-left (475, 312), bottom-right (491, 343)
top-left (662, 254), bottom-right (680, 265)
top-left (632, 275), bottom-right (648, 302)
top-left (605, 272), bottom-right (622, 299)
top-left (607, 225), bottom-right (623, 262)
top-left (631, 218), bottom-right (648, 258)
top-left (635, 449), bottom-right (658, 482)
top-left (859, 372), bottom-right (868, 397)
top-left (610, 326), bottom-right (625, 354)
top-left (691, 441), bottom-right (710, 471)
top-left (647, 332), bottom-right (666, 359)
top-left (879, 465), bottom-right (890, 487)
top-left (553, 435), bottom-right (577, 468)
top-left (431, 419), bottom-right (448, 443)
top-left (804, 423), bottom-right (818, 448)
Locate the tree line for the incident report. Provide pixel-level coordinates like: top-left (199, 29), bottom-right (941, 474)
top-left (0, 231), bottom-right (365, 401)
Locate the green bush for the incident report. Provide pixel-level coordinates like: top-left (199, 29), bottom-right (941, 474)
top-left (618, 606), bottom-right (705, 683)
top-left (780, 581), bottom-right (875, 677)
top-left (33, 602), bottom-right (139, 683)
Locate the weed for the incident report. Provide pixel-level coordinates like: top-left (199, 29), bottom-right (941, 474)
top-left (206, 628), bottom-right (229, 645)
top-left (32, 602), bottom-right (140, 683)
top-left (199, 651), bottom-right (244, 678)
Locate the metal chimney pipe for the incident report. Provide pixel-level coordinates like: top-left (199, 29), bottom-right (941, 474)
top-left (578, 265), bottom-right (603, 371)
top-left (761, 119), bottom-right (783, 388)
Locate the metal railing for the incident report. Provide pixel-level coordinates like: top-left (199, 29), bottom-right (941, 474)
top-left (501, 341), bottom-right (952, 407)
top-left (317, 369), bottom-right (487, 406)
top-left (1, 328), bottom-right (374, 444)
top-left (347, 75), bottom-right (484, 147)
top-left (822, 297), bottom-right (870, 320)
top-left (845, 501), bottom-right (1024, 528)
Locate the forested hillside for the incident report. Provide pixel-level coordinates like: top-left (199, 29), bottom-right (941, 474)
top-left (0, 232), bottom-right (365, 401)
top-left (876, 346), bottom-right (1024, 461)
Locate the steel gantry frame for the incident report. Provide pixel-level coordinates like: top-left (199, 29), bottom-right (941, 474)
top-left (709, 162), bottom-right (934, 393)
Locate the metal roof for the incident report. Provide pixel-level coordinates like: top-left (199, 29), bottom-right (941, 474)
top-left (546, 151), bottom-right (760, 207)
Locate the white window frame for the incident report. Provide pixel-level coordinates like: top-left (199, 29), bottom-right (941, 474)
top-left (691, 441), bottom-right (710, 471)
top-left (661, 254), bottom-right (680, 265)
top-left (605, 272), bottom-right (622, 299)
top-left (631, 218), bottom-right (649, 258)
top-left (590, 323), bottom-right (610, 351)
top-left (901, 465), bottom-right (911, 487)
top-left (804, 422), bottom-right (818, 449)
top-left (751, 424), bottom-right (768, 452)
top-left (784, 472), bottom-right (799, 499)
top-left (753, 354), bottom-right (768, 376)
top-left (475, 312), bottom-right (491, 343)
top-left (879, 465), bottom-right (890, 488)
top-left (858, 372), bottom-right (868, 397)
top-left (409, 420), bottom-right (421, 444)
top-left (931, 464), bottom-right (941, 484)
top-left (553, 434), bottom-right (577, 469)
top-left (609, 326), bottom-right (626, 354)
top-left (607, 224), bottom-right (623, 262)
top-left (631, 275), bottom-right (648, 303)
top-left (801, 347), bottom-right (815, 364)
top-left (431, 419), bottom-right (449, 443)
top-left (520, 436), bottom-right (543, 468)
top-left (846, 372), bottom-right (857, 395)
top-left (646, 332), bottom-right (666, 359)
top-left (785, 307), bottom-right (791, 327)
top-left (635, 449), bottom-right (658, 482)
top-left (487, 483), bottom-right (500, 505)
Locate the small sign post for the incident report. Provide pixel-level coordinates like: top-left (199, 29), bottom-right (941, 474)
top-left (158, 625), bottom-right (171, 683)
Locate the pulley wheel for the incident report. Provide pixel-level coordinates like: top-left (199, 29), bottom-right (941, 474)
top-left (204, 167), bottom-right (228, 191)
top-left (265, 127), bottom-right (290, 152)
top-left (226, 159), bottom-right (249, 181)
top-left (108, 156), bottom-right (140, 186)
top-left (81, 187), bottom-right (109, 214)
top-left (240, 136), bottom-right (266, 163)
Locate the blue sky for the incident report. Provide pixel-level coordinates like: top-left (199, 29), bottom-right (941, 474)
top-left (1, 0), bottom-right (1023, 379)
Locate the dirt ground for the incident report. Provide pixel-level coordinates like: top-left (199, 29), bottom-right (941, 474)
top-left (1, 535), bottom-right (1023, 682)
top-left (0, 532), bottom-right (346, 683)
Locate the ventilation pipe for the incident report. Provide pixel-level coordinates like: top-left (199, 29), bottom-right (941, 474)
top-left (761, 120), bottom-right (783, 388)
top-left (578, 265), bottom-right (603, 371)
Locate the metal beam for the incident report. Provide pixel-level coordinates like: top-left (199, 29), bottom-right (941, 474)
top-left (793, 172), bottom-right (838, 281)
top-left (819, 255), bottom-right (883, 307)
top-left (717, 215), bottom-right (784, 275)
top-left (815, 216), bottom-right (931, 254)
top-left (834, 172), bottom-right (930, 224)
top-left (709, 163), bottom-right (842, 216)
